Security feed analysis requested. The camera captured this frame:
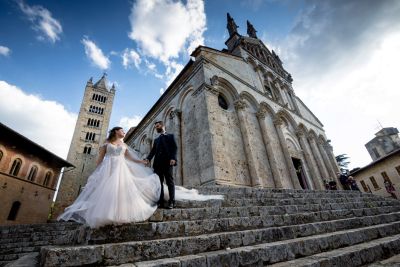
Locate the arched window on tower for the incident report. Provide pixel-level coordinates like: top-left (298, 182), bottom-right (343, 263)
top-left (43, 171), bottom-right (52, 187)
top-left (83, 145), bottom-right (92, 154)
top-left (92, 94), bottom-right (95, 100)
top-left (96, 120), bottom-right (100, 127)
top-left (9, 158), bottom-right (22, 176)
top-left (27, 166), bottom-right (38, 182)
top-left (85, 132), bottom-right (89, 140)
top-left (104, 97), bottom-right (107, 103)
top-left (92, 133), bottom-right (96, 141)
top-left (7, 201), bottom-right (21, 221)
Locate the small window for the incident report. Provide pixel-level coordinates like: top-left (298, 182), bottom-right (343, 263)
top-left (369, 176), bottom-right (380, 190)
top-left (9, 158), bottom-right (22, 176)
top-left (381, 171), bottom-right (392, 183)
top-left (83, 145), bottom-right (92, 155)
top-left (218, 94), bottom-right (228, 110)
top-left (264, 85), bottom-right (273, 99)
top-left (395, 166), bottom-right (400, 176)
top-left (0, 150), bottom-right (3, 162)
top-left (360, 180), bottom-right (369, 192)
top-left (7, 201), bottom-right (21, 221)
top-left (43, 172), bottom-right (52, 187)
top-left (27, 166), bottom-right (38, 182)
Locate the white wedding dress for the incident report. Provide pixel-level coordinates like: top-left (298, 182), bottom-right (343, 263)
top-left (58, 143), bottom-right (223, 228)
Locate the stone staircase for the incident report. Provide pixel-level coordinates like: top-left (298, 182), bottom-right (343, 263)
top-left (2, 187), bottom-right (400, 267)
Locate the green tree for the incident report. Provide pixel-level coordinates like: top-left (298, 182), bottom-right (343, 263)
top-left (335, 154), bottom-right (350, 173)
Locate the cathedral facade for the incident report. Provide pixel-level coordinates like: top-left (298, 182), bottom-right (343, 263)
top-left (125, 14), bottom-right (341, 190)
top-left (53, 75), bottom-right (115, 217)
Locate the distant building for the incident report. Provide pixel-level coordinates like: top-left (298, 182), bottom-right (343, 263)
top-left (352, 148), bottom-right (400, 199)
top-left (365, 127), bottom-right (400, 161)
top-left (0, 123), bottom-right (73, 225)
top-left (53, 74), bottom-right (115, 218)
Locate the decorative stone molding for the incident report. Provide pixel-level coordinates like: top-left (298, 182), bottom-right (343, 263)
top-left (296, 128), bottom-right (306, 137)
top-left (210, 75), bottom-right (219, 86)
top-left (256, 107), bottom-right (267, 119)
top-left (273, 117), bottom-right (283, 127)
top-left (145, 138), bottom-right (153, 145)
top-left (205, 85), bottom-right (219, 96)
top-left (233, 99), bottom-right (248, 110)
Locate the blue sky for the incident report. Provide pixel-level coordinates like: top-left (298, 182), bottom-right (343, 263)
top-left (1, 0), bottom-right (400, 169)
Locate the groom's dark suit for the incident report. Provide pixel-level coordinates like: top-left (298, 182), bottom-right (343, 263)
top-left (146, 133), bottom-right (177, 206)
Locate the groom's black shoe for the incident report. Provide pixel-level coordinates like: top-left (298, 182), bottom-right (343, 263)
top-left (166, 201), bottom-right (175, 209)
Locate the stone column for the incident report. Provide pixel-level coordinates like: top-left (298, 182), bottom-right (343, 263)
top-left (323, 141), bottom-right (343, 189)
top-left (288, 90), bottom-right (301, 115)
top-left (308, 134), bottom-right (330, 183)
top-left (172, 109), bottom-right (183, 186)
top-left (256, 107), bottom-right (280, 188)
top-left (296, 129), bottom-right (323, 190)
top-left (234, 99), bottom-right (263, 187)
top-left (317, 138), bottom-right (336, 179)
top-left (274, 118), bottom-right (302, 189)
top-left (325, 142), bottom-right (341, 173)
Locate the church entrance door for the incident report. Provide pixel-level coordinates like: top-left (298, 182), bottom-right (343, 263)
top-left (291, 158), bottom-right (308, 189)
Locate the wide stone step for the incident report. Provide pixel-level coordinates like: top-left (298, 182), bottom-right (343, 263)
top-left (197, 186), bottom-right (377, 198)
top-left (86, 208), bottom-right (400, 244)
top-left (129, 234), bottom-right (400, 267)
top-left (40, 216), bottom-right (400, 266)
top-left (148, 200), bottom-right (399, 222)
top-left (269, 234), bottom-right (400, 267)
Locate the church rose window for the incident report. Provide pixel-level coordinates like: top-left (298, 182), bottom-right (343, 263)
top-left (218, 94), bottom-right (229, 110)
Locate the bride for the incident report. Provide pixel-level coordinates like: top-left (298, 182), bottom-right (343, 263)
top-left (58, 127), bottom-right (222, 228)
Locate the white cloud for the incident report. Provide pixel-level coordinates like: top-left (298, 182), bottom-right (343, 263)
top-left (0, 46), bottom-right (11, 56)
top-left (122, 48), bottom-right (142, 69)
top-left (160, 88), bottom-right (165, 94)
top-left (0, 80), bottom-right (76, 158)
top-left (128, 0), bottom-right (205, 88)
top-left (129, 0), bottom-right (206, 64)
top-left (165, 61), bottom-right (184, 87)
top-left (82, 37), bottom-right (110, 70)
top-left (17, 0), bottom-right (62, 43)
top-left (119, 115), bottom-right (143, 131)
top-left (272, 0), bottom-right (400, 169)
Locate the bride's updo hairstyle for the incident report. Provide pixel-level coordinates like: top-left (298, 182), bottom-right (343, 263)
top-left (107, 126), bottom-right (123, 142)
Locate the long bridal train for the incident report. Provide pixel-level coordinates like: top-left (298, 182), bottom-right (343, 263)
top-left (58, 143), bottom-right (223, 228)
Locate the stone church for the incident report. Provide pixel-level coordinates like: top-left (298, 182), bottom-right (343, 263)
top-left (125, 14), bottom-right (341, 190)
top-left (53, 74), bottom-right (115, 217)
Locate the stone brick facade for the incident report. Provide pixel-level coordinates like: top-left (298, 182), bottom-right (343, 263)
top-left (53, 75), bottom-right (115, 218)
top-left (124, 16), bottom-right (341, 190)
top-left (0, 123), bottom-right (73, 225)
top-left (353, 149), bottom-right (400, 199)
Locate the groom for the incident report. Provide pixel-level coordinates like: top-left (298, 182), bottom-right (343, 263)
top-left (145, 121), bottom-right (178, 209)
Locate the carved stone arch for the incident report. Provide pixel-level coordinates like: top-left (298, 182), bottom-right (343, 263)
top-left (239, 91), bottom-right (259, 113)
top-left (286, 137), bottom-right (301, 152)
top-left (178, 86), bottom-right (194, 110)
top-left (276, 109), bottom-right (298, 132)
top-left (318, 134), bottom-right (327, 143)
top-left (308, 129), bottom-right (318, 140)
top-left (163, 106), bottom-right (177, 135)
top-left (297, 123), bottom-right (308, 136)
top-left (214, 77), bottom-right (240, 101)
top-left (259, 102), bottom-right (276, 118)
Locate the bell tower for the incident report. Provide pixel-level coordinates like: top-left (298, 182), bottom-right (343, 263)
top-left (53, 74), bottom-right (115, 217)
